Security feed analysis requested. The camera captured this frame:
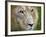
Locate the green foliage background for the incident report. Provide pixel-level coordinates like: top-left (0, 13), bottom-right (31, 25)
top-left (34, 7), bottom-right (41, 30)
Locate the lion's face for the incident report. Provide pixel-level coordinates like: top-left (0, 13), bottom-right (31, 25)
top-left (11, 6), bottom-right (38, 31)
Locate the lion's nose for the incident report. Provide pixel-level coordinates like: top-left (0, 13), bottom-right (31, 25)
top-left (26, 16), bottom-right (34, 27)
top-left (28, 24), bottom-right (33, 27)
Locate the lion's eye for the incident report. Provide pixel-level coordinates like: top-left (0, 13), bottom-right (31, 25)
top-left (19, 10), bottom-right (24, 13)
top-left (31, 9), bottom-right (33, 12)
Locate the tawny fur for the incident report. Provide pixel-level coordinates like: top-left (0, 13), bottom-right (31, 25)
top-left (11, 6), bottom-right (38, 31)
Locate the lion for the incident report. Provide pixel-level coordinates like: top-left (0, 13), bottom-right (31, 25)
top-left (11, 6), bottom-right (38, 31)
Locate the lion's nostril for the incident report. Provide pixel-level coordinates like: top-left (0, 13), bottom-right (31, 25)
top-left (19, 10), bottom-right (24, 13)
top-left (28, 24), bottom-right (33, 27)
